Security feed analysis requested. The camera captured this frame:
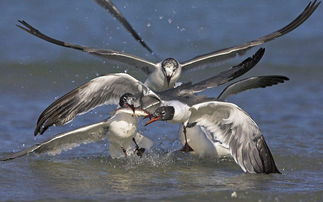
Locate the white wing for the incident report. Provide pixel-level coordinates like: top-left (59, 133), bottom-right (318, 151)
top-left (17, 20), bottom-right (158, 74)
top-left (35, 73), bottom-right (160, 135)
top-left (180, 1), bottom-right (320, 71)
top-left (0, 121), bottom-right (108, 161)
top-left (188, 101), bottom-right (280, 174)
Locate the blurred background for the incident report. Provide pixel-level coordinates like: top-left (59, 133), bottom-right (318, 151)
top-left (0, 0), bottom-right (322, 201)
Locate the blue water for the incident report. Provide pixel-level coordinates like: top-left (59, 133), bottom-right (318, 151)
top-left (0, 0), bottom-right (323, 201)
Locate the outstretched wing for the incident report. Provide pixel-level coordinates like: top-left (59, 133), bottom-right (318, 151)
top-left (94, 0), bottom-right (158, 58)
top-left (17, 20), bottom-right (157, 74)
top-left (35, 73), bottom-right (160, 136)
top-left (181, 1), bottom-right (320, 70)
top-left (217, 75), bottom-right (289, 101)
top-left (0, 121), bottom-right (108, 161)
top-left (188, 101), bottom-right (280, 174)
top-left (160, 48), bottom-right (264, 103)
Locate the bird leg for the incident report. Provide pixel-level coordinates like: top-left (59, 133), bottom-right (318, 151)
top-left (121, 147), bottom-right (127, 157)
top-left (132, 137), bottom-right (145, 158)
top-left (179, 125), bottom-right (194, 152)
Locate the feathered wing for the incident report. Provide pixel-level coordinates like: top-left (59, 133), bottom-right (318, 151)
top-left (159, 48), bottom-right (264, 104)
top-left (177, 48), bottom-right (264, 95)
top-left (35, 73), bottom-right (160, 135)
top-left (217, 75), bottom-right (289, 101)
top-left (188, 101), bottom-right (280, 174)
top-left (16, 20), bottom-right (157, 74)
top-left (180, 1), bottom-right (320, 70)
top-left (94, 0), bottom-right (157, 57)
top-left (0, 121), bottom-right (108, 161)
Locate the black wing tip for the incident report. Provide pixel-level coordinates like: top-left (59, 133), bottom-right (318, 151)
top-left (256, 136), bottom-right (281, 174)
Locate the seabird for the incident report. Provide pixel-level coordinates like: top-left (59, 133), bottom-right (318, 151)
top-left (145, 100), bottom-right (281, 174)
top-left (0, 94), bottom-right (153, 161)
top-left (33, 48), bottom-right (265, 136)
top-left (21, 49), bottom-right (287, 171)
top-left (16, 1), bottom-right (319, 91)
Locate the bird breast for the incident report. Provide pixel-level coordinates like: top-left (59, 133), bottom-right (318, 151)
top-left (108, 113), bottom-right (138, 139)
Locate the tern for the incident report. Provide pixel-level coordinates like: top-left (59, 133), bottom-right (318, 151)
top-left (0, 95), bottom-right (153, 161)
top-left (16, 1), bottom-right (319, 91)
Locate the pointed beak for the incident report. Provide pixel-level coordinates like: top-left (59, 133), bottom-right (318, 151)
top-left (144, 113), bottom-right (152, 119)
top-left (144, 116), bottom-right (161, 126)
top-left (126, 104), bottom-right (136, 114)
top-left (166, 76), bottom-right (171, 87)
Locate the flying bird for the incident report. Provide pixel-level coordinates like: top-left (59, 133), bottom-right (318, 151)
top-left (16, 0), bottom-right (319, 91)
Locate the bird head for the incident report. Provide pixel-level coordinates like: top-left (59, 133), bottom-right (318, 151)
top-left (119, 93), bottom-right (136, 113)
top-left (145, 106), bottom-right (175, 126)
top-left (161, 58), bottom-right (180, 87)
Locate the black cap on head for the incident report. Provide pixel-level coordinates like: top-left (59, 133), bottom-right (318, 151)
top-left (153, 106), bottom-right (175, 121)
top-left (119, 93), bottom-right (136, 108)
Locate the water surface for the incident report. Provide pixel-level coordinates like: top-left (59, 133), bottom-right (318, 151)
top-left (0, 0), bottom-right (323, 201)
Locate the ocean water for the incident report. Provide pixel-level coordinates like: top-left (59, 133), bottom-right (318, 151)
top-left (0, 0), bottom-right (323, 201)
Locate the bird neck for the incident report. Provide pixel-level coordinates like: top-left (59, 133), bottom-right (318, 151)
top-left (163, 100), bottom-right (190, 123)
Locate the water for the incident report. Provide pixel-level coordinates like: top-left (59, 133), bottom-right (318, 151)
top-left (1, 0), bottom-right (323, 201)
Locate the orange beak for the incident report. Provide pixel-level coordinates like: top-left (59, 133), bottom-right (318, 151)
top-left (144, 116), bottom-right (161, 126)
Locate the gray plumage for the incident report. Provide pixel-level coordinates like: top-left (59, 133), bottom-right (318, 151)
top-left (217, 76), bottom-right (289, 101)
top-left (180, 1), bottom-right (320, 70)
top-left (188, 101), bottom-right (281, 174)
top-left (94, 0), bottom-right (157, 57)
top-left (1, 121), bottom-right (108, 161)
top-left (16, 1), bottom-right (320, 73)
top-left (34, 73), bottom-right (160, 136)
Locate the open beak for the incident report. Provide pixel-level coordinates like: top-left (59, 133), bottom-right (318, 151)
top-left (166, 76), bottom-right (171, 87)
top-left (144, 116), bottom-right (161, 126)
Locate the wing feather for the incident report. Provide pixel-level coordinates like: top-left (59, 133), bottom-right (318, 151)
top-left (17, 20), bottom-right (157, 74)
top-left (35, 73), bottom-right (160, 135)
top-left (0, 121), bottom-right (108, 161)
top-left (188, 101), bottom-right (280, 174)
top-left (217, 75), bottom-right (289, 101)
top-left (94, 0), bottom-right (158, 57)
top-left (181, 1), bottom-right (320, 70)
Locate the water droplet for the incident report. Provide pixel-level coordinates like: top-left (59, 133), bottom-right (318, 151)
top-left (168, 18), bottom-right (173, 24)
top-left (146, 23), bottom-right (151, 28)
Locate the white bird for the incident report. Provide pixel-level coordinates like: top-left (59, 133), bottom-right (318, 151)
top-left (6, 50), bottom-right (287, 164)
top-left (16, 1), bottom-right (319, 91)
top-left (32, 48), bottom-right (267, 136)
top-left (0, 96), bottom-right (153, 161)
top-left (145, 100), bottom-right (281, 174)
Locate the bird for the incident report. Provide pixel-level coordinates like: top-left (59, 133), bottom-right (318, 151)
top-left (0, 94), bottom-right (154, 161)
top-left (32, 48), bottom-right (265, 136)
top-left (24, 49), bottom-right (288, 172)
top-left (144, 100), bottom-right (281, 174)
top-left (16, 1), bottom-right (320, 91)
